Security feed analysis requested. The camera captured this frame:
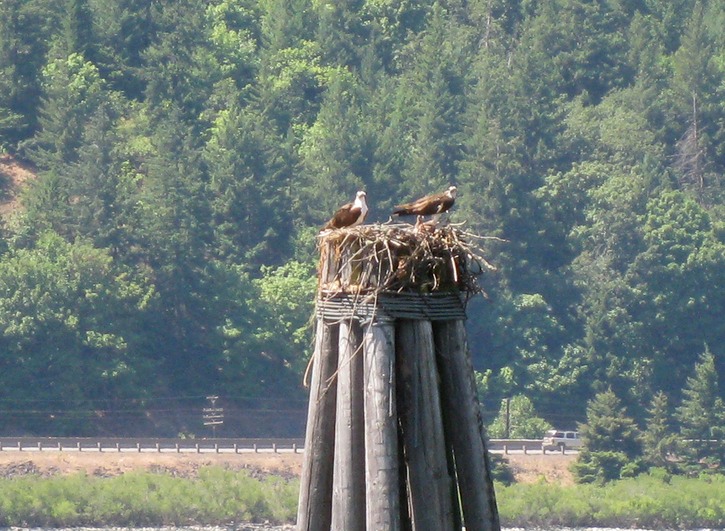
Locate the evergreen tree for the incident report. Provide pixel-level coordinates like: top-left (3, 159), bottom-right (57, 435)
top-left (27, 53), bottom-right (107, 170)
top-left (314, 0), bottom-right (367, 68)
top-left (675, 347), bottom-right (725, 470)
top-left (90, 0), bottom-right (154, 98)
top-left (393, 3), bottom-right (469, 198)
top-left (0, 0), bottom-right (55, 145)
top-left (519, 0), bottom-right (633, 105)
top-left (642, 391), bottom-right (678, 471)
top-left (64, 101), bottom-right (139, 259)
top-left (297, 71), bottom-right (376, 224)
top-left (573, 389), bottom-right (643, 483)
top-left (259, 0), bottom-right (314, 52)
top-left (57, 0), bottom-right (95, 61)
top-left (205, 103), bottom-right (292, 267)
top-left (137, 108), bottom-right (215, 395)
top-left (669, 1), bottom-right (723, 203)
top-left (19, 55), bottom-right (114, 244)
top-left (141, 0), bottom-right (216, 126)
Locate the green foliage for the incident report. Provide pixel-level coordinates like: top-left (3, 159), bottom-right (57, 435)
top-left (27, 53), bottom-right (107, 169)
top-left (642, 391), bottom-right (679, 471)
top-left (488, 453), bottom-right (515, 486)
top-left (675, 346), bottom-right (725, 470)
top-left (0, 467), bottom-right (299, 527)
top-left (496, 472), bottom-right (725, 529)
top-left (256, 262), bottom-right (315, 352)
top-left (0, 0), bottom-right (55, 144)
top-left (0, 232), bottom-right (157, 434)
top-left (0, 0), bottom-right (723, 443)
top-left (573, 389), bottom-right (643, 483)
top-left (3, 465), bottom-right (724, 528)
top-left (488, 395), bottom-right (552, 439)
top-left (205, 103), bottom-right (293, 266)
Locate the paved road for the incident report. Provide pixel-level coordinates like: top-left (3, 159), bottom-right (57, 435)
top-left (0, 437), bottom-right (577, 456)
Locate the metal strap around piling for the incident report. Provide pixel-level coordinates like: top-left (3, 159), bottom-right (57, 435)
top-left (316, 292), bottom-right (466, 322)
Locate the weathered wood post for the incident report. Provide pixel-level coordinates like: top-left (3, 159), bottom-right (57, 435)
top-left (297, 223), bottom-right (500, 531)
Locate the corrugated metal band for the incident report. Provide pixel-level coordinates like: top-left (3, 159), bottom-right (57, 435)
top-left (316, 292), bottom-right (467, 322)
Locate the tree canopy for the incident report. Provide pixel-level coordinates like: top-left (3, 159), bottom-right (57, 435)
top-left (0, 0), bottom-right (723, 439)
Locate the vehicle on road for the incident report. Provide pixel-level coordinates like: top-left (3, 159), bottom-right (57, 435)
top-left (542, 429), bottom-right (582, 451)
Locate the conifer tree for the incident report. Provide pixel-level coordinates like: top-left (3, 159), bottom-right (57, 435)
top-left (0, 0), bottom-right (53, 144)
top-left (137, 107), bottom-right (216, 394)
top-left (205, 103), bottom-right (292, 267)
top-left (315, 0), bottom-right (359, 67)
top-left (58, 0), bottom-right (95, 61)
top-left (90, 0), bottom-right (154, 98)
top-left (28, 53), bottom-right (106, 169)
top-left (65, 101), bottom-right (139, 259)
top-left (670, 1), bottom-right (724, 203)
top-left (642, 391), bottom-right (678, 471)
top-left (390, 3), bottom-right (469, 199)
top-left (141, 0), bottom-right (215, 125)
top-left (260, 0), bottom-right (313, 52)
top-left (297, 72), bottom-right (375, 224)
top-left (573, 389), bottom-right (643, 483)
top-left (675, 346), bottom-right (725, 470)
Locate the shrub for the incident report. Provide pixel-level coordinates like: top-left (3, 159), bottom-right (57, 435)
top-left (0, 466), bottom-right (299, 527)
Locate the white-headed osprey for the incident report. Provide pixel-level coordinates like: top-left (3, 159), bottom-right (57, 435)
top-left (392, 186), bottom-right (457, 217)
top-left (322, 190), bottom-right (368, 230)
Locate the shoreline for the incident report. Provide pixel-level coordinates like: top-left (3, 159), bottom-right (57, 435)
top-left (0, 450), bottom-right (575, 484)
top-left (1, 452), bottom-right (721, 529)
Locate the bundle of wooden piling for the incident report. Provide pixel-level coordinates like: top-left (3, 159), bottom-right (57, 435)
top-left (298, 223), bottom-right (500, 531)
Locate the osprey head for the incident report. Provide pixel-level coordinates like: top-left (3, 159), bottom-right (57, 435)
top-left (354, 190), bottom-right (367, 206)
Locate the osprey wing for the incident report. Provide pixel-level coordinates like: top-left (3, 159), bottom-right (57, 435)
top-left (393, 190), bottom-right (453, 216)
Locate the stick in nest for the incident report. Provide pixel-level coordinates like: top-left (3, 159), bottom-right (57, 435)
top-left (317, 223), bottom-right (494, 297)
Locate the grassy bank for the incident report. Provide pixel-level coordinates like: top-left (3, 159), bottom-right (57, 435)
top-left (498, 469), bottom-right (725, 529)
top-left (0, 466), bottom-right (723, 528)
top-left (0, 466), bottom-right (298, 527)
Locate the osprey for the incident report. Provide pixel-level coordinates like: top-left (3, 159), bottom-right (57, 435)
top-left (392, 186), bottom-right (457, 217)
top-left (322, 191), bottom-right (368, 230)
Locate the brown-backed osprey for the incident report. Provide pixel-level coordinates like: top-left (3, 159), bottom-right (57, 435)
top-left (322, 190), bottom-right (368, 230)
top-left (392, 186), bottom-right (457, 217)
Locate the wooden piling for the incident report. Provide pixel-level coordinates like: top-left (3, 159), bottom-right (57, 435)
top-left (397, 320), bottom-right (455, 530)
top-left (331, 320), bottom-right (366, 531)
top-left (363, 320), bottom-right (401, 531)
top-left (434, 319), bottom-right (500, 531)
top-left (297, 319), bottom-right (339, 531)
top-left (298, 224), bottom-right (499, 531)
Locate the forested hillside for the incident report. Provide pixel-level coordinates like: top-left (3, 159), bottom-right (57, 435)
top-left (0, 0), bottom-right (723, 438)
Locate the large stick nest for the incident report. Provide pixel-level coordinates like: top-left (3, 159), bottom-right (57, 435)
top-left (318, 222), bottom-right (496, 297)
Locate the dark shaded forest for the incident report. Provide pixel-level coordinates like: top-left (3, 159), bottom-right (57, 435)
top-left (0, 0), bottom-right (723, 439)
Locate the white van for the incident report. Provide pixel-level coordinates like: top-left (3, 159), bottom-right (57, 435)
top-left (542, 429), bottom-right (582, 451)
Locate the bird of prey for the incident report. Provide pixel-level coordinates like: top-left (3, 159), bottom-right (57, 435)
top-left (322, 191), bottom-right (368, 230)
top-left (392, 186), bottom-right (457, 217)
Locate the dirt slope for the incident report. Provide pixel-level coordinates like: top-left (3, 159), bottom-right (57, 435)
top-left (0, 155), bottom-right (35, 216)
top-left (0, 451), bottom-right (575, 484)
